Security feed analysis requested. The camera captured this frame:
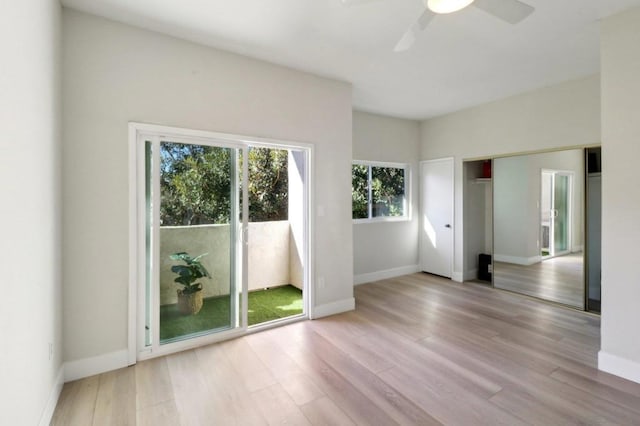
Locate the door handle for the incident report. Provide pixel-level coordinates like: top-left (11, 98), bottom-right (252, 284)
top-left (240, 225), bottom-right (249, 245)
top-left (445, 224), bottom-right (451, 228)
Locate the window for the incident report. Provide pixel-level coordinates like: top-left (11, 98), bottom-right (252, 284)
top-left (352, 161), bottom-right (409, 221)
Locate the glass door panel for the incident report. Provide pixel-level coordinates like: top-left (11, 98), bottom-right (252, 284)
top-left (144, 139), bottom-right (241, 349)
top-left (540, 171), bottom-right (553, 257)
top-left (553, 174), bottom-right (570, 255)
top-left (245, 147), bottom-right (305, 327)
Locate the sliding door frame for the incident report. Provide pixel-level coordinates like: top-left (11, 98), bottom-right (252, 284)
top-left (127, 122), bottom-right (313, 364)
top-left (541, 168), bottom-right (574, 259)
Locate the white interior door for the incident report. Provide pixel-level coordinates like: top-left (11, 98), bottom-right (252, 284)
top-left (420, 158), bottom-right (454, 278)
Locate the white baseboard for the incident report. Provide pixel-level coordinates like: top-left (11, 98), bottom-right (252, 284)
top-left (494, 254), bottom-right (541, 266)
top-left (354, 264), bottom-right (420, 285)
top-left (598, 351), bottom-right (640, 384)
top-left (311, 297), bottom-right (355, 319)
top-left (463, 269), bottom-right (478, 282)
top-left (39, 366), bottom-right (65, 426)
top-left (451, 271), bottom-right (464, 283)
top-left (64, 349), bottom-right (129, 382)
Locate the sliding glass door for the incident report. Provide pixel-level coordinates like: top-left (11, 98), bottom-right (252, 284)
top-left (133, 124), bottom-right (310, 360)
top-left (553, 174), bottom-right (570, 255)
top-left (541, 170), bottom-right (572, 258)
top-left (156, 141), bottom-right (241, 343)
top-left (138, 134), bottom-right (247, 358)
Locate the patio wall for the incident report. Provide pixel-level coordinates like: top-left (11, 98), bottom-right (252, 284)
top-left (160, 220), bottom-right (302, 305)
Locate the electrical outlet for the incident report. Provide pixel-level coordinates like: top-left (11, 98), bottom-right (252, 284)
top-left (48, 343), bottom-right (53, 361)
top-left (318, 277), bottom-right (325, 289)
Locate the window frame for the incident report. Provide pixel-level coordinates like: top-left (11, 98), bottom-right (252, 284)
top-left (352, 160), bottom-right (411, 224)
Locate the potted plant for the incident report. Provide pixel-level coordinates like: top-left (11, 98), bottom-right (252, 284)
top-left (170, 252), bottom-right (211, 315)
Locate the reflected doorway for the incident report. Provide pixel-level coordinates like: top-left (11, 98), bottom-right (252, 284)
top-left (541, 170), bottom-right (573, 259)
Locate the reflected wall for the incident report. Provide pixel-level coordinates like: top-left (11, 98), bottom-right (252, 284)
top-left (493, 149), bottom-right (585, 308)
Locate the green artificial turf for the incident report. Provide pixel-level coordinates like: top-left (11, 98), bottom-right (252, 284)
top-left (248, 284), bottom-right (303, 326)
top-left (160, 285), bottom-right (302, 342)
top-left (160, 295), bottom-right (231, 342)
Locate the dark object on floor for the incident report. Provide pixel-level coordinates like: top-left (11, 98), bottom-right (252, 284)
top-left (478, 253), bottom-right (492, 282)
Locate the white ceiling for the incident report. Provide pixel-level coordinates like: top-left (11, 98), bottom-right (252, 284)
top-left (60, 0), bottom-right (640, 120)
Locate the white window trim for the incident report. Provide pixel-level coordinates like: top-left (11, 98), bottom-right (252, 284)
top-left (352, 160), bottom-right (411, 224)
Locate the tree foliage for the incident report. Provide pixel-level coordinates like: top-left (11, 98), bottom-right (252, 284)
top-left (246, 147), bottom-right (288, 222)
top-left (159, 143), bottom-right (288, 226)
top-left (372, 166), bottom-right (405, 217)
top-left (352, 164), bottom-right (405, 219)
top-left (352, 164), bottom-right (368, 219)
top-left (160, 143), bottom-right (232, 226)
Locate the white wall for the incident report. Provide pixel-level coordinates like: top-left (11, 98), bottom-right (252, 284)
top-left (352, 111), bottom-right (420, 283)
top-left (421, 75), bottom-right (600, 281)
top-left (0, 1), bottom-right (63, 424)
top-left (599, 6), bottom-right (640, 383)
top-left (288, 150), bottom-right (306, 289)
top-left (247, 221), bottom-right (296, 291)
top-left (493, 155), bottom-right (531, 262)
top-left (63, 9), bottom-right (353, 366)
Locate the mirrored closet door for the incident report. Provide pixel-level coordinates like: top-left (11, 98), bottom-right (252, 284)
top-left (492, 149), bottom-right (585, 309)
top-left (464, 148), bottom-right (603, 312)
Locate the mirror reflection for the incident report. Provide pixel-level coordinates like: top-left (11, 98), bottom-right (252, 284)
top-left (493, 149), bottom-right (584, 308)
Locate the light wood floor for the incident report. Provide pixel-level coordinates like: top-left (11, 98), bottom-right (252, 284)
top-left (494, 252), bottom-right (585, 308)
top-left (52, 273), bottom-right (640, 425)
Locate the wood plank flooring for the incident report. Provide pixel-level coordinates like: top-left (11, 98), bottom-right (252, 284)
top-left (494, 252), bottom-right (585, 308)
top-left (52, 273), bottom-right (640, 425)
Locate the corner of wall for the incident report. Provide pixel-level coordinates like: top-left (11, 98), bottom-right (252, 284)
top-left (354, 264), bottom-right (420, 285)
top-left (598, 351), bottom-right (640, 384)
top-left (38, 366), bottom-right (65, 426)
top-left (64, 350), bottom-right (129, 382)
top-left (311, 297), bottom-right (355, 319)
top-left (451, 271), bottom-right (464, 283)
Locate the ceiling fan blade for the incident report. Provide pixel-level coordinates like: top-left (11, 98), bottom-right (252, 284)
top-left (471, 0), bottom-right (534, 24)
top-left (394, 8), bottom-right (435, 52)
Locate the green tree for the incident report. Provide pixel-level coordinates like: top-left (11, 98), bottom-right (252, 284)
top-left (351, 164), bottom-right (405, 219)
top-left (160, 143), bottom-right (232, 226)
top-left (159, 143), bottom-right (289, 226)
top-left (246, 147), bottom-right (288, 222)
top-left (352, 164), bottom-right (368, 219)
top-left (372, 166), bottom-right (405, 217)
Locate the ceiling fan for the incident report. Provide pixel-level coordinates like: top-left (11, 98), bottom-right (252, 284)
top-left (341, 0), bottom-right (535, 52)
